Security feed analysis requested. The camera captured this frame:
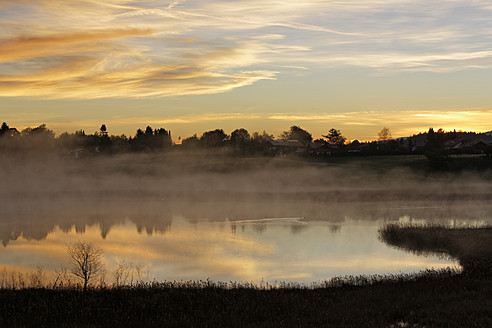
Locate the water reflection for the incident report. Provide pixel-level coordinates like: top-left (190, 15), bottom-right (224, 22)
top-left (0, 210), bottom-right (462, 283)
top-left (3, 193), bottom-right (492, 247)
top-left (3, 155), bottom-right (492, 284)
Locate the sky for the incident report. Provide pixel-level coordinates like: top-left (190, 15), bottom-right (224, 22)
top-left (1, 0), bottom-right (492, 141)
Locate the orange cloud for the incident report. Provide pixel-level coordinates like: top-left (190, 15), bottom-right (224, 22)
top-left (2, 0), bottom-right (492, 100)
top-left (0, 28), bottom-right (154, 63)
top-left (0, 50), bottom-right (276, 99)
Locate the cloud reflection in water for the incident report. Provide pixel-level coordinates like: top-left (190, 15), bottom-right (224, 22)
top-left (0, 216), bottom-right (457, 283)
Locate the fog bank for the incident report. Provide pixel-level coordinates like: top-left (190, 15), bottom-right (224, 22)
top-left (1, 153), bottom-right (491, 245)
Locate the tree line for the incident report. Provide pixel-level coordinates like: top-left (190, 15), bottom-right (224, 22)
top-left (1, 121), bottom-right (491, 158)
top-left (0, 122), bottom-right (172, 155)
top-left (0, 122), bottom-right (349, 155)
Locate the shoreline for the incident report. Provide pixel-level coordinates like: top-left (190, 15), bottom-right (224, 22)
top-left (1, 225), bottom-right (491, 327)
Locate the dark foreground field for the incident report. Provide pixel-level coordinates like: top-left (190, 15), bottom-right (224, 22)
top-left (1, 226), bottom-right (491, 328)
top-left (0, 270), bottom-right (490, 327)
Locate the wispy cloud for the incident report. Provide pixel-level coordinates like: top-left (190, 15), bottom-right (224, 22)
top-left (116, 113), bottom-right (266, 125)
top-left (0, 34), bottom-right (277, 98)
top-left (2, 0), bottom-right (492, 98)
top-left (0, 28), bottom-right (154, 63)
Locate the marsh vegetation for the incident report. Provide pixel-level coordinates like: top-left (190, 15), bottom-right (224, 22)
top-left (0, 266), bottom-right (490, 327)
top-left (380, 224), bottom-right (492, 278)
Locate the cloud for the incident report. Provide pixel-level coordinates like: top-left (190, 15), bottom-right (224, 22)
top-left (314, 51), bottom-right (492, 71)
top-left (116, 113), bottom-right (265, 125)
top-left (0, 1), bottom-right (282, 98)
top-left (2, 1), bottom-right (492, 98)
top-left (0, 28), bottom-right (154, 63)
top-left (0, 33), bottom-right (277, 99)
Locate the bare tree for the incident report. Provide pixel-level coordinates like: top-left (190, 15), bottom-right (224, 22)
top-left (29, 265), bottom-right (46, 288)
top-left (113, 261), bottom-right (132, 287)
top-left (378, 127), bottom-right (392, 141)
top-left (52, 266), bottom-right (73, 289)
top-left (67, 241), bottom-right (105, 290)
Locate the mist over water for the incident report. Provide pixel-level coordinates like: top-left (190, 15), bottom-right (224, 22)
top-left (1, 152), bottom-right (490, 282)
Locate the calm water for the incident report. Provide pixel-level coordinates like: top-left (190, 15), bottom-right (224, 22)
top-left (2, 156), bottom-right (492, 284)
top-left (1, 202), bottom-right (477, 284)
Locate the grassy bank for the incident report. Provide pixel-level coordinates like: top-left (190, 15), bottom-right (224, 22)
top-left (380, 224), bottom-right (492, 278)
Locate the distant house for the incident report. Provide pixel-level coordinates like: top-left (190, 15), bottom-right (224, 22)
top-left (444, 139), bottom-right (464, 150)
top-left (443, 139), bottom-right (490, 154)
top-left (463, 140), bottom-right (489, 153)
top-left (412, 141), bottom-right (426, 152)
top-left (346, 141), bottom-right (361, 153)
top-left (308, 141), bottom-right (338, 155)
top-left (269, 140), bottom-right (306, 155)
top-left (70, 148), bottom-right (86, 159)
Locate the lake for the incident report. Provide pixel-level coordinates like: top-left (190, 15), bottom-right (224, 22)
top-left (1, 154), bottom-right (490, 285)
top-left (2, 198), bottom-right (483, 284)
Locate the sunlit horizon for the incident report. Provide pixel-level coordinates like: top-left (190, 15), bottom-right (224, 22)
top-left (3, 107), bottom-right (492, 142)
top-left (2, 1), bottom-right (492, 140)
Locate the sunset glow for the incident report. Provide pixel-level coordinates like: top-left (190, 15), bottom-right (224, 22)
top-left (1, 0), bottom-right (492, 139)
top-left (0, 219), bottom-right (456, 283)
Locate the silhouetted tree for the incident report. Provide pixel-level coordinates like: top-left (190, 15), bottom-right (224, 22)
top-left (0, 122), bottom-right (20, 153)
top-left (252, 131), bottom-right (273, 141)
top-left (181, 134), bottom-right (200, 148)
top-left (67, 241), bottom-right (105, 291)
top-left (378, 127), bottom-right (392, 141)
top-left (153, 128), bottom-right (172, 149)
top-left (100, 124), bottom-right (108, 136)
top-left (57, 131), bottom-right (88, 151)
top-left (145, 126), bottom-right (153, 136)
top-left (19, 124), bottom-right (55, 152)
top-left (248, 131), bottom-right (273, 155)
top-left (91, 124), bottom-right (111, 152)
top-left (323, 128), bottom-right (346, 146)
top-left (200, 129), bottom-right (227, 147)
top-left (0, 122), bottom-right (9, 136)
top-left (22, 124), bottom-right (54, 138)
top-left (425, 128), bottom-right (449, 170)
top-left (135, 129), bottom-right (144, 139)
top-left (231, 128), bottom-right (250, 151)
top-left (131, 126), bottom-right (171, 151)
top-left (280, 126), bottom-right (312, 144)
top-left (110, 134), bottom-right (130, 153)
top-left (0, 122), bottom-right (19, 139)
